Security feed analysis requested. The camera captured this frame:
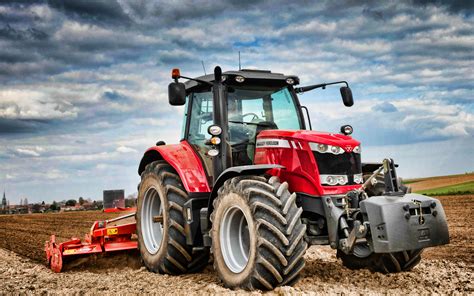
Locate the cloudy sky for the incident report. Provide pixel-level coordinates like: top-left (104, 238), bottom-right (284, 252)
top-left (0, 0), bottom-right (473, 204)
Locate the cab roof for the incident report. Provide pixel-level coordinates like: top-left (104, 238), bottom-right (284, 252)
top-left (184, 69), bottom-right (300, 92)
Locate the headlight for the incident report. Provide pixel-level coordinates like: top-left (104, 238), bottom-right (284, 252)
top-left (208, 125), bottom-right (222, 136)
top-left (331, 146), bottom-right (341, 154)
top-left (340, 125), bottom-right (353, 135)
top-left (325, 175), bottom-right (336, 185)
top-left (207, 149), bottom-right (219, 157)
top-left (320, 174), bottom-right (348, 185)
top-left (310, 142), bottom-right (345, 155)
top-left (316, 144), bottom-right (328, 153)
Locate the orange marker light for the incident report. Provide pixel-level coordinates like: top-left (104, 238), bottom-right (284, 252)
top-left (172, 68), bottom-right (180, 79)
top-left (210, 137), bottom-right (221, 145)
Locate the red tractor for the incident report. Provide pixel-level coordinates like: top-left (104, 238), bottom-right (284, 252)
top-left (136, 66), bottom-right (449, 290)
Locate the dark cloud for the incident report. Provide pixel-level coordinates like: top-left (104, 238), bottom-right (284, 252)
top-left (101, 90), bottom-right (131, 103)
top-left (47, 0), bottom-right (131, 24)
top-left (119, 0), bottom-right (266, 25)
top-left (0, 24), bottom-right (48, 41)
top-left (372, 102), bottom-right (398, 113)
top-left (0, 118), bottom-right (47, 134)
top-left (413, 0), bottom-right (474, 14)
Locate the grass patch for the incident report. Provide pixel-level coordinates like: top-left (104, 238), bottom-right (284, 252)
top-left (402, 179), bottom-right (421, 185)
top-left (415, 181), bottom-right (474, 196)
top-left (404, 172), bottom-right (474, 185)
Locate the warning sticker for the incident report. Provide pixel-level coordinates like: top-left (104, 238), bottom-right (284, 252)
top-left (107, 228), bottom-right (118, 235)
top-left (64, 249), bottom-right (76, 255)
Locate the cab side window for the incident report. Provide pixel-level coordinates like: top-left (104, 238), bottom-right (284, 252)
top-left (186, 91), bottom-right (214, 179)
top-left (188, 92), bottom-right (213, 146)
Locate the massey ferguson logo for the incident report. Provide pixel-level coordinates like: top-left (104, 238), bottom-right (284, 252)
top-left (345, 146), bottom-right (353, 152)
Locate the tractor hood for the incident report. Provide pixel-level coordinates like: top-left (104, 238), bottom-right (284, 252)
top-left (257, 130), bottom-right (360, 152)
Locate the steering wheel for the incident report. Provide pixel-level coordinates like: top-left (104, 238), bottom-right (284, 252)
top-left (242, 112), bottom-right (259, 121)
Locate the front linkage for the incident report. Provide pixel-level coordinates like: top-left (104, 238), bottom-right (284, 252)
top-left (320, 158), bottom-right (449, 272)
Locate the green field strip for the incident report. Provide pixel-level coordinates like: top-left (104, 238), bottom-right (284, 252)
top-left (415, 181), bottom-right (474, 196)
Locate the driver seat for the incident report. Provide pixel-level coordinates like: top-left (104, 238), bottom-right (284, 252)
top-left (246, 121), bottom-right (278, 163)
top-left (255, 121), bottom-right (278, 135)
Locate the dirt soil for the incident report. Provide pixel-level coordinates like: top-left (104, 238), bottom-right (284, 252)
top-left (423, 195), bottom-right (473, 263)
top-left (0, 196), bottom-right (472, 295)
top-left (408, 173), bottom-right (474, 192)
top-left (0, 211), bottom-right (123, 263)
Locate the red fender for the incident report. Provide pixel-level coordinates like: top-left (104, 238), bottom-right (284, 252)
top-left (138, 140), bottom-right (211, 193)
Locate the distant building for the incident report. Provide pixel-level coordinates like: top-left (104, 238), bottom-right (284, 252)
top-left (1, 191), bottom-right (6, 210)
top-left (103, 190), bottom-right (125, 209)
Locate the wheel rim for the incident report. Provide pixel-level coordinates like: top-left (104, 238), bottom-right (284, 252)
top-left (220, 205), bottom-right (250, 273)
top-left (141, 187), bottom-right (163, 255)
top-left (353, 243), bottom-right (372, 258)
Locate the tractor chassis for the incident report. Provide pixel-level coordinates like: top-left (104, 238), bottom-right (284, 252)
top-left (181, 160), bottom-right (449, 256)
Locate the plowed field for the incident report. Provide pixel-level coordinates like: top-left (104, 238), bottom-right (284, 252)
top-left (0, 211), bottom-right (123, 263)
top-left (0, 195), bottom-right (472, 294)
top-left (408, 173), bottom-right (474, 192)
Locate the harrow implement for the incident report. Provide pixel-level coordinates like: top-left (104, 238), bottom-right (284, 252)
top-left (45, 213), bottom-right (137, 272)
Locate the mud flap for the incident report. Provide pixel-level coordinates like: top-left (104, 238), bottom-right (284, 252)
top-left (360, 193), bottom-right (449, 253)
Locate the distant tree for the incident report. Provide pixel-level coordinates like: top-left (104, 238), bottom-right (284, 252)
top-left (50, 201), bottom-right (59, 211)
top-left (95, 200), bottom-right (103, 210)
top-left (41, 201), bottom-right (45, 205)
top-left (78, 197), bottom-right (85, 205)
top-left (125, 198), bottom-right (136, 208)
top-left (65, 199), bottom-right (77, 207)
top-left (32, 203), bottom-right (42, 213)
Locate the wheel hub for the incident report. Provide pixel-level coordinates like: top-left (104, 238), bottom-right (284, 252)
top-left (141, 187), bottom-right (163, 255)
top-left (220, 205), bottom-right (250, 273)
top-left (353, 242), bottom-right (372, 258)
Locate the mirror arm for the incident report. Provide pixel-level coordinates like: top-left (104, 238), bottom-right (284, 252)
top-left (295, 81), bottom-right (349, 93)
top-left (178, 75), bottom-right (213, 86)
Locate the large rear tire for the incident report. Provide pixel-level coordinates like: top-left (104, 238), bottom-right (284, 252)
top-left (211, 175), bottom-right (307, 290)
top-left (337, 247), bottom-right (423, 273)
top-left (137, 161), bottom-right (209, 274)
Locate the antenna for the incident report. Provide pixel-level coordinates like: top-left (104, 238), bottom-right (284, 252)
top-left (238, 51), bottom-right (241, 70)
top-left (201, 60), bottom-right (207, 75)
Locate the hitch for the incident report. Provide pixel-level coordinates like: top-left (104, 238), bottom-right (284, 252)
top-left (339, 220), bottom-right (370, 254)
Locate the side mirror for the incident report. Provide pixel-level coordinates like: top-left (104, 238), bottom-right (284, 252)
top-left (168, 82), bottom-right (186, 106)
top-left (340, 86), bottom-right (353, 107)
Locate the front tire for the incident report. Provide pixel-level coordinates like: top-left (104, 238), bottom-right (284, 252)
top-left (137, 161), bottom-right (209, 274)
top-left (211, 175), bottom-right (307, 290)
top-left (337, 246), bottom-right (423, 273)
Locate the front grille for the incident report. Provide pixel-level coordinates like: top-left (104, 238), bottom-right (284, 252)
top-left (313, 151), bottom-right (362, 185)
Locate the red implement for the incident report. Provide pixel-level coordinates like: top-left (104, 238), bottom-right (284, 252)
top-left (45, 213), bottom-right (137, 272)
top-left (103, 207), bottom-right (136, 213)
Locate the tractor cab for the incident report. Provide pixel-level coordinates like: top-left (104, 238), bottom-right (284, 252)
top-left (182, 72), bottom-right (305, 173)
top-left (170, 67), bottom-right (352, 184)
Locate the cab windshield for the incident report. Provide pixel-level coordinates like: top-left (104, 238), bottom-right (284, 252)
top-left (227, 87), bottom-right (302, 164)
top-left (186, 86), bottom-right (303, 173)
